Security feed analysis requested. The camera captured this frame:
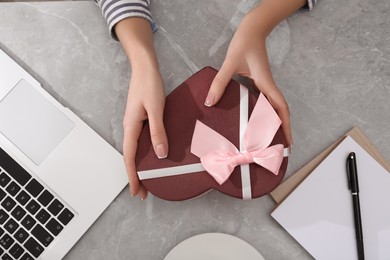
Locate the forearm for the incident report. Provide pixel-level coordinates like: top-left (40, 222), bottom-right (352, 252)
top-left (243, 0), bottom-right (307, 37)
top-left (115, 17), bottom-right (159, 72)
top-left (234, 0), bottom-right (306, 86)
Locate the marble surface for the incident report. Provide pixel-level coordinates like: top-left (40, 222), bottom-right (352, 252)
top-left (0, 0), bottom-right (389, 259)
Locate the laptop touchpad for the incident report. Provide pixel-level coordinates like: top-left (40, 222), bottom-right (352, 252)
top-left (0, 79), bottom-right (74, 165)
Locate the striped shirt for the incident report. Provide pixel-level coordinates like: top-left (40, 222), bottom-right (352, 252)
top-left (96, 0), bottom-right (317, 40)
top-left (95, 0), bottom-right (153, 40)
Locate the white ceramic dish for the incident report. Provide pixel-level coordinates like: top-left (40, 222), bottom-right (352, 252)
top-left (165, 233), bottom-right (265, 260)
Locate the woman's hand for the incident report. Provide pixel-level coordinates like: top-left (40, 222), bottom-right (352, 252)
top-left (205, 0), bottom-right (306, 148)
top-left (205, 18), bottom-right (292, 146)
top-left (123, 67), bottom-right (167, 199)
top-left (116, 18), bottom-right (168, 199)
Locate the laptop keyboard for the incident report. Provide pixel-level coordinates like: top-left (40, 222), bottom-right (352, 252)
top-left (0, 147), bottom-right (74, 259)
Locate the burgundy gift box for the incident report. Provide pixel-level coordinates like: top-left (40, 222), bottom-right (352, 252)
top-left (136, 67), bottom-right (288, 201)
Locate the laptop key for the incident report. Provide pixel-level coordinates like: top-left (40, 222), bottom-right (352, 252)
top-left (58, 208), bottom-right (74, 226)
top-left (4, 218), bottom-right (19, 234)
top-left (1, 196), bottom-right (16, 212)
top-left (0, 227), bottom-right (4, 237)
top-left (25, 200), bottom-right (40, 215)
top-left (47, 199), bottom-right (63, 216)
top-left (31, 224), bottom-right (54, 247)
top-left (0, 247), bottom-right (3, 257)
top-left (58, 208), bottom-right (74, 225)
top-left (9, 243), bottom-right (24, 259)
top-left (20, 253), bottom-right (34, 260)
top-left (37, 190), bottom-right (54, 207)
top-left (15, 190), bottom-right (31, 206)
top-left (0, 233), bottom-right (15, 250)
top-left (36, 209), bottom-right (50, 224)
top-left (0, 172), bottom-right (11, 187)
top-left (0, 148), bottom-right (32, 186)
top-left (0, 188), bottom-right (6, 202)
top-left (46, 218), bottom-right (63, 236)
top-left (24, 237), bottom-right (43, 258)
top-left (25, 179), bottom-right (43, 197)
top-left (11, 206), bottom-right (26, 221)
top-left (0, 209), bottom-right (9, 225)
top-left (5, 181), bottom-right (21, 197)
top-left (21, 215), bottom-right (36, 231)
top-left (14, 228), bottom-right (29, 244)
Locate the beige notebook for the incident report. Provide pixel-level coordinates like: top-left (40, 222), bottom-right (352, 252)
top-left (270, 127), bottom-right (390, 204)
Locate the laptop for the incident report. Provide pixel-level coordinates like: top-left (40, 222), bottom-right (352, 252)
top-left (0, 48), bottom-right (128, 259)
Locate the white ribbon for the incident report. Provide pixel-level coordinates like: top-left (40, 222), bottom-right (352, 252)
top-left (239, 85), bottom-right (251, 199)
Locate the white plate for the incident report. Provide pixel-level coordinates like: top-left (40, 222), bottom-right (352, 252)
top-left (164, 233), bottom-right (265, 260)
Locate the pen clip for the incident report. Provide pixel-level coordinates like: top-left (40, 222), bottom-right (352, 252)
top-left (346, 154), bottom-right (351, 190)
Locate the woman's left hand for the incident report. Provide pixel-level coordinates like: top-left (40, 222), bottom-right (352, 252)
top-left (204, 1), bottom-right (303, 148)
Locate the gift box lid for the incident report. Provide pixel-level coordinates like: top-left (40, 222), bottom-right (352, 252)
top-left (136, 67), bottom-right (288, 201)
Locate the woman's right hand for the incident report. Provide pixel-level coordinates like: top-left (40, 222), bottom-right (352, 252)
top-left (122, 66), bottom-right (168, 199)
top-left (115, 17), bottom-right (168, 199)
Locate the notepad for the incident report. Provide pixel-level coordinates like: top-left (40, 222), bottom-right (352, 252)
top-left (270, 127), bottom-right (390, 205)
top-left (271, 136), bottom-right (390, 259)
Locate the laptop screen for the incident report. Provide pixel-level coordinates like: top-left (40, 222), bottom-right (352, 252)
top-left (0, 79), bottom-right (74, 165)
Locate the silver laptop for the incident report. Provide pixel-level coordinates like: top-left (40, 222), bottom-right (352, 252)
top-left (0, 48), bottom-right (128, 259)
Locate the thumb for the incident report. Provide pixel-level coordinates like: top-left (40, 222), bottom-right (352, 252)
top-left (148, 110), bottom-right (169, 159)
top-left (205, 62), bottom-right (236, 107)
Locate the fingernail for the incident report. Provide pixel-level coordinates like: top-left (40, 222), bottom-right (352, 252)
top-left (155, 144), bottom-right (168, 159)
top-left (204, 92), bottom-right (215, 107)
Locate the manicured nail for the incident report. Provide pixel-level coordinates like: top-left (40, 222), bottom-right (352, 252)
top-left (155, 144), bottom-right (168, 159)
top-left (204, 92), bottom-right (215, 107)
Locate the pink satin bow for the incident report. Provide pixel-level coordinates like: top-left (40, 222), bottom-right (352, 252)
top-left (191, 93), bottom-right (285, 185)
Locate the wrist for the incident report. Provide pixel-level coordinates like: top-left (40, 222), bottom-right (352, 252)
top-left (129, 49), bottom-right (159, 73)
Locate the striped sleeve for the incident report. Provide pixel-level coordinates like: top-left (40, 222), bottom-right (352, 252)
top-left (95, 0), bottom-right (153, 40)
top-left (306, 0), bottom-right (318, 10)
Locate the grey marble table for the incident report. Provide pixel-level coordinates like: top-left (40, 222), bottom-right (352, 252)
top-left (0, 0), bottom-right (389, 259)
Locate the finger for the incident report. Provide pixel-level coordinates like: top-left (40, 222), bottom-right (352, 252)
top-left (266, 90), bottom-right (293, 148)
top-left (138, 183), bottom-right (148, 200)
top-left (205, 61), bottom-right (236, 106)
top-left (277, 103), bottom-right (293, 149)
top-left (148, 107), bottom-right (169, 159)
top-left (253, 78), bottom-right (293, 148)
top-left (123, 116), bottom-right (144, 197)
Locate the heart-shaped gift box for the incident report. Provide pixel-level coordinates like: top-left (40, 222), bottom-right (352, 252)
top-left (136, 67), bottom-right (288, 201)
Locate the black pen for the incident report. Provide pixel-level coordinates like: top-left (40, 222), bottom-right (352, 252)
top-left (346, 152), bottom-right (364, 260)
